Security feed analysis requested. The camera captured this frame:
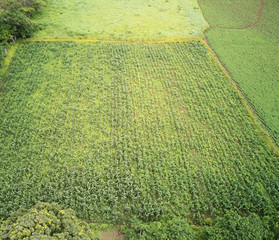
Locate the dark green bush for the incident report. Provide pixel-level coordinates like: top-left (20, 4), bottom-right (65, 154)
top-left (262, 212), bottom-right (279, 240)
top-left (122, 211), bottom-right (279, 240)
top-left (123, 217), bottom-right (195, 240)
top-left (205, 211), bottom-right (269, 240)
top-left (0, 0), bottom-right (45, 41)
top-left (0, 202), bottom-right (99, 239)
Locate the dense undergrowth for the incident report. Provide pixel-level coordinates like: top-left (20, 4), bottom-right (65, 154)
top-left (0, 0), bottom-right (45, 68)
top-left (1, 203), bottom-right (279, 239)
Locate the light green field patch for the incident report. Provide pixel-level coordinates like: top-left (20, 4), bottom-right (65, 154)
top-left (34, 0), bottom-right (208, 39)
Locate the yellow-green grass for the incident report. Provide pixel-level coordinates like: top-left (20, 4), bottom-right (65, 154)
top-left (0, 41), bottom-right (278, 224)
top-left (33, 0), bottom-right (208, 39)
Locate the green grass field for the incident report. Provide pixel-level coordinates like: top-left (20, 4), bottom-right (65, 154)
top-left (198, 0), bottom-right (279, 145)
top-left (198, 0), bottom-right (261, 28)
top-left (33, 0), bottom-right (208, 39)
top-left (1, 41), bottom-right (278, 224)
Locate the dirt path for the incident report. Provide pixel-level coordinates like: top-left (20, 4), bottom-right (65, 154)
top-left (202, 0), bottom-right (264, 72)
top-left (201, 0), bottom-right (278, 146)
top-left (202, 0), bottom-right (264, 79)
top-left (203, 0), bottom-right (264, 37)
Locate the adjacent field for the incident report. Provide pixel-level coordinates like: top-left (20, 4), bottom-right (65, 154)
top-left (198, 0), bottom-right (279, 144)
top-left (198, 0), bottom-right (261, 29)
top-left (0, 41), bottom-right (278, 224)
top-left (33, 0), bottom-right (208, 39)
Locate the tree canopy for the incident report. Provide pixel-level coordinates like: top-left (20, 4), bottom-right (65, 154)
top-left (0, 0), bottom-right (45, 42)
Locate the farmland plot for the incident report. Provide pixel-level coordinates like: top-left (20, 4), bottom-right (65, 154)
top-left (0, 41), bottom-right (278, 223)
top-left (198, 0), bottom-right (279, 144)
top-left (33, 0), bottom-right (208, 39)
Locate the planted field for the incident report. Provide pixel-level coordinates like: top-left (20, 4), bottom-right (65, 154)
top-left (0, 41), bottom-right (278, 224)
top-left (33, 0), bottom-right (208, 39)
top-left (198, 0), bottom-right (279, 144)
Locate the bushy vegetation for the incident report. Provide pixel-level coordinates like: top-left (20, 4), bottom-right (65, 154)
top-left (0, 0), bottom-right (45, 41)
top-left (0, 41), bottom-right (278, 225)
top-left (198, 0), bottom-right (279, 145)
top-left (0, 202), bottom-right (99, 239)
top-left (205, 211), bottom-right (268, 240)
top-left (1, 203), bottom-right (278, 239)
top-left (0, 0), bottom-right (45, 67)
top-left (123, 211), bottom-right (279, 239)
top-left (123, 218), bottom-right (195, 240)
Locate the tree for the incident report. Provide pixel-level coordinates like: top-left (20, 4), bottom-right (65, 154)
top-left (0, 0), bottom-right (45, 41)
top-left (0, 202), bottom-right (99, 239)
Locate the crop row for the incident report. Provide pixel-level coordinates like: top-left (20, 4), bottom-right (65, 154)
top-left (0, 41), bottom-right (278, 223)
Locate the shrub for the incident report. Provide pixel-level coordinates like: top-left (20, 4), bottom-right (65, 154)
top-left (123, 217), bottom-right (195, 240)
top-left (0, 202), bottom-right (99, 239)
top-left (205, 211), bottom-right (269, 240)
top-left (262, 211), bottom-right (279, 240)
top-left (0, 0), bottom-right (46, 41)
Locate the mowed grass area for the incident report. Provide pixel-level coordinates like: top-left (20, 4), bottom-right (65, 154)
top-left (0, 41), bottom-right (278, 224)
top-left (198, 0), bottom-right (279, 144)
top-left (33, 0), bottom-right (208, 39)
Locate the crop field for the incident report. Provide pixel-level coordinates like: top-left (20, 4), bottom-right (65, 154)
top-left (198, 0), bottom-right (279, 144)
top-left (0, 40), bottom-right (278, 224)
top-left (33, 0), bottom-right (208, 39)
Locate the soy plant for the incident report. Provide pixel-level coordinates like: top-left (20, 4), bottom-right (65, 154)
top-left (0, 40), bottom-right (278, 226)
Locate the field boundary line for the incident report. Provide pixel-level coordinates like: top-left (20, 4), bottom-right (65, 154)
top-left (28, 36), bottom-right (205, 44)
top-left (202, 0), bottom-right (264, 36)
top-left (203, 41), bottom-right (279, 155)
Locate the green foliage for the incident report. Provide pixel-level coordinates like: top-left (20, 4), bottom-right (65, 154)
top-left (0, 202), bottom-right (99, 239)
top-left (0, 0), bottom-right (45, 41)
top-left (0, 44), bottom-right (6, 68)
top-left (262, 212), bottom-right (279, 240)
top-left (205, 211), bottom-right (268, 240)
top-left (0, 24), bottom-right (13, 43)
top-left (123, 212), bottom-right (279, 240)
top-left (198, 0), bottom-right (279, 144)
top-left (0, 41), bottom-right (278, 225)
top-left (123, 218), bottom-right (195, 240)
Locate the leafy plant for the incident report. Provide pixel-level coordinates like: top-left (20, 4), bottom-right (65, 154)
top-left (0, 202), bottom-right (99, 239)
top-left (205, 211), bottom-right (268, 240)
top-left (123, 218), bottom-right (195, 240)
